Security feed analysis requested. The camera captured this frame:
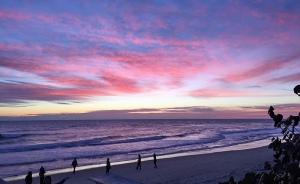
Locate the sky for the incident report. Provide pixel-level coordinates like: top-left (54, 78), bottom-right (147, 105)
top-left (0, 0), bottom-right (299, 120)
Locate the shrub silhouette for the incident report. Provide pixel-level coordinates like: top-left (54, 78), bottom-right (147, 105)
top-left (219, 85), bottom-right (300, 184)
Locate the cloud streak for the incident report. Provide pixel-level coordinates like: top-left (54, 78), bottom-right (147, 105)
top-left (1, 104), bottom-right (299, 120)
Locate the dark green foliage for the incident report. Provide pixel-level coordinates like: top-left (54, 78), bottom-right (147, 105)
top-left (241, 172), bottom-right (256, 184)
top-left (220, 85), bottom-right (300, 184)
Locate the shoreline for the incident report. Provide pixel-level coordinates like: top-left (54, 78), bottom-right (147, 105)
top-left (4, 139), bottom-right (273, 183)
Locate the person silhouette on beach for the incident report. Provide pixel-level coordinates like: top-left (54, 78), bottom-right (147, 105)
top-left (25, 171), bottom-right (32, 184)
top-left (44, 176), bottom-right (70, 184)
top-left (136, 154), bottom-right (141, 170)
top-left (106, 158), bottom-right (111, 173)
top-left (0, 178), bottom-right (6, 184)
top-left (72, 158), bottom-right (78, 173)
top-left (153, 153), bottom-right (157, 168)
top-left (39, 166), bottom-right (46, 184)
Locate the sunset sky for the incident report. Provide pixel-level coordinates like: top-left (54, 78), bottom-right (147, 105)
top-left (0, 1), bottom-right (299, 120)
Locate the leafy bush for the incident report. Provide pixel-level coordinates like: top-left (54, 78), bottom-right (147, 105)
top-left (219, 85), bottom-right (300, 184)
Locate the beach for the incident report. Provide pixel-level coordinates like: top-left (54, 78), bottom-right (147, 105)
top-left (0, 119), bottom-right (277, 179)
top-left (4, 146), bottom-right (274, 184)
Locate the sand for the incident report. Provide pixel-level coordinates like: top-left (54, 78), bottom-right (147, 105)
top-left (4, 146), bottom-right (274, 184)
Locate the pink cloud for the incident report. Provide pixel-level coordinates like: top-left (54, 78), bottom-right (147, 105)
top-left (189, 88), bottom-right (253, 98)
top-left (0, 10), bottom-right (30, 20)
top-left (267, 73), bottom-right (300, 84)
top-left (0, 81), bottom-right (110, 104)
top-left (222, 54), bottom-right (300, 83)
top-left (100, 73), bottom-right (142, 93)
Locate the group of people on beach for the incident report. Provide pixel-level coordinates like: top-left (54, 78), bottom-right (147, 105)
top-left (105, 153), bottom-right (157, 173)
top-left (134, 153), bottom-right (157, 170)
top-left (24, 169), bottom-right (70, 184)
top-left (25, 169), bottom-right (70, 184)
top-left (23, 153), bottom-right (157, 184)
top-left (25, 158), bottom-right (77, 184)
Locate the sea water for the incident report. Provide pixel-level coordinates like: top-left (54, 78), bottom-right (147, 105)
top-left (0, 119), bottom-right (279, 178)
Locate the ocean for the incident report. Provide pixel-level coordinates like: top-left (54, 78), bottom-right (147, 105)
top-left (0, 119), bottom-right (279, 179)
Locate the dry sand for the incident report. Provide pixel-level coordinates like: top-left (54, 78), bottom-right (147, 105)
top-left (4, 146), bottom-right (274, 184)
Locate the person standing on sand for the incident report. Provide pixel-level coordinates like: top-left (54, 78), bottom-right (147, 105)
top-left (136, 154), bottom-right (141, 170)
top-left (71, 158), bottom-right (78, 173)
top-left (25, 171), bottom-right (32, 184)
top-left (106, 158), bottom-right (111, 173)
top-left (0, 178), bottom-right (6, 184)
top-left (39, 166), bottom-right (46, 184)
top-left (44, 176), bottom-right (70, 184)
top-left (153, 153), bottom-right (157, 168)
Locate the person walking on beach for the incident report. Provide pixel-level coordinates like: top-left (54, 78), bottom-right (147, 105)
top-left (136, 154), bottom-right (141, 170)
top-left (106, 158), bottom-right (111, 173)
top-left (71, 158), bottom-right (78, 173)
top-left (153, 153), bottom-right (157, 168)
top-left (25, 171), bottom-right (32, 184)
top-left (44, 176), bottom-right (70, 184)
top-left (39, 166), bottom-right (46, 184)
top-left (0, 178), bottom-right (6, 184)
